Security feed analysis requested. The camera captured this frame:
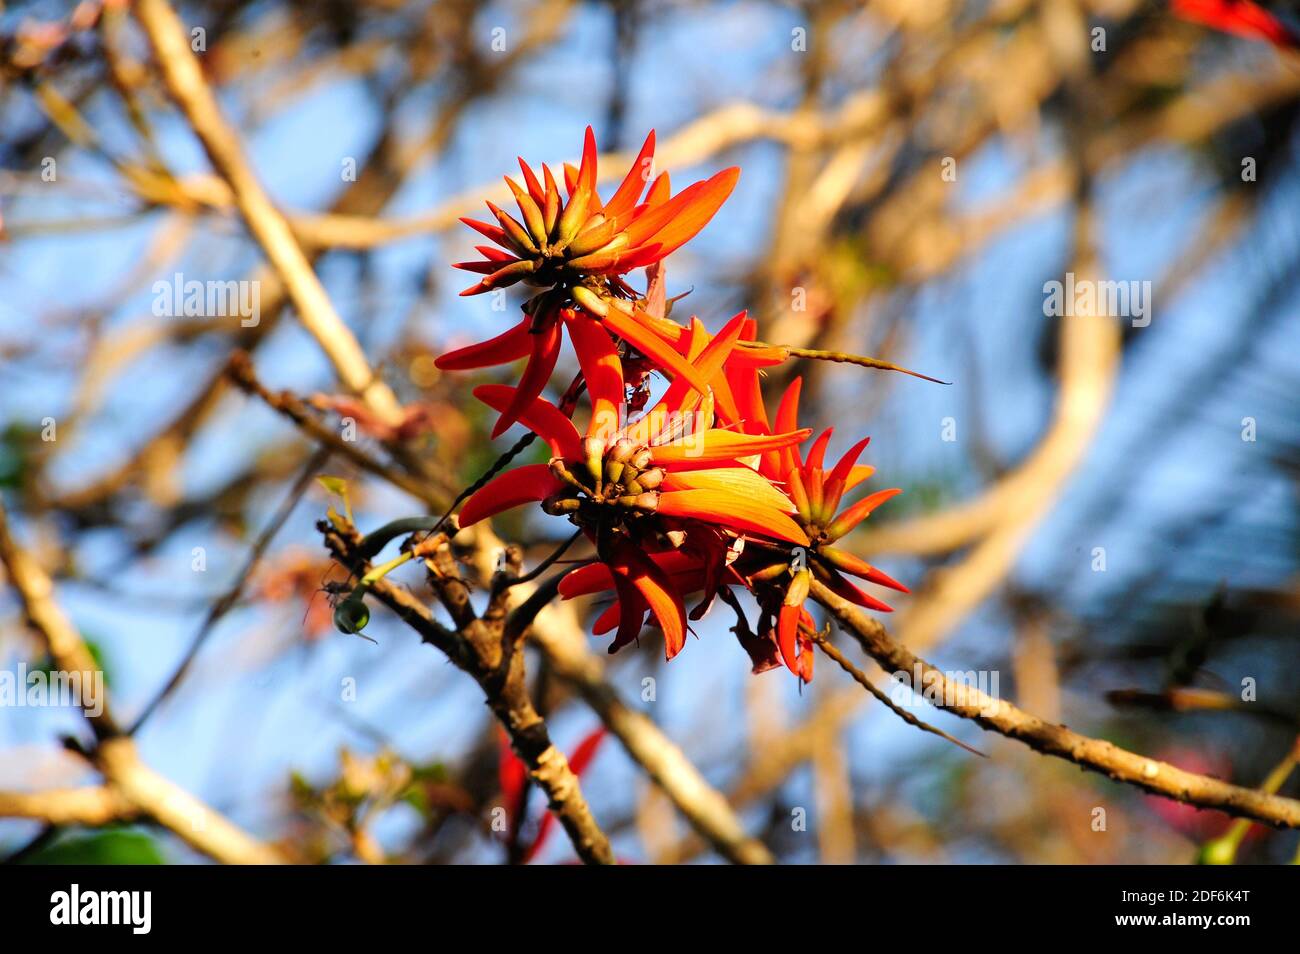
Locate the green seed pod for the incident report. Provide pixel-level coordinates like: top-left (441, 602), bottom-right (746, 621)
top-left (333, 594), bottom-right (371, 635)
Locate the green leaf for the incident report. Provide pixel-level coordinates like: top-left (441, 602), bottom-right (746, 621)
top-left (317, 475), bottom-right (353, 523)
top-left (20, 829), bottom-right (165, 865)
top-left (316, 475), bottom-right (350, 497)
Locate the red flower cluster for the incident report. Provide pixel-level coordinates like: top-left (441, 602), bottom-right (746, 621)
top-left (442, 128), bottom-right (906, 682)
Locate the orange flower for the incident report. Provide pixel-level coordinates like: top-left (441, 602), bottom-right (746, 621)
top-left (731, 373), bottom-right (909, 680)
top-left (456, 311), bottom-right (809, 660)
top-left (566, 367), bottom-right (910, 682)
top-left (437, 127), bottom-right (739, 437)
top-left (453, 126), bottom-right (738, 296)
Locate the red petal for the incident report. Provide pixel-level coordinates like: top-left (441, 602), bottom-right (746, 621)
top-left (559, 551), bottom-right (701, 598)
top-left (644, 171), bottom-right (671, 207)
top-left (608, 574), bottom-right (647, 651)
top-left (473, 384), bottom-right (581, 459)
top-left (845, 464), bottom-right (876, 491)
top-left (604, 130), bottom-right (656, 219)
top-left (656, 311), bottom-right (746, 415)
top-left (819, 546), bottom-right (910, 593)
top-left (435, 316), bottom-right (532, 371)
top-left (491, 319), bottom-right (563, 438)
top-left (561, 310), bottom-right (624, 440)
top-left (458, 464), bottom-right (564, 528)
top-left (652, 428), bottom-right (813, 466)
top-left (578, 125), bottom-right (599, 197)
top-left (460, 216), bottom-right (511, 247)
top-left (827, 488), bottom-right (903, 540)
top-left (517, 158), bottom-right (544, 204)
top-left (777, 604), bottom-right (801, 675)
top-left (807, 428), bottom-right (833, 470)
top-left (622, 167), bottom-right (739, 253)
top-left (774, 376), bottom-right (803, 473)
top-left (615, 546), bottom-right (688, 660)
top-left (818, 570), bottom-right (894, 613)
top-left (602, 306), bottom-right (712, 397)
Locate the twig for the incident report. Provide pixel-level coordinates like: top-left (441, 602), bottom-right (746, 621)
top-left (811, 578), bottom-right (1300, 828)
top-left (128, 445), bottom-right (330, 734)
top-left (226, 352), bottom-right (446, 510)
top-left (134, 0), bottom-right (403, 422)
top-left (809, 630), bottom-right (985, 758)
top-left (320, 519), bottom-right (616, 864)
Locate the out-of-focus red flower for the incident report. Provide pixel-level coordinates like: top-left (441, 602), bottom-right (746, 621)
top-left (456, 311), bottom-right (810, 660)
top-left (437, 127), bottom-right (739, 438)
top-left (1172, 0), bottom-right (1300, 47)
top-left (257, 549), bottom-right (339, 640)
top-left (498, 726), bottom-right (606, 863)
top-left (1143, 747), bottom-right (1244, 841)
top-left (309, 394), bottom-right (439, 442)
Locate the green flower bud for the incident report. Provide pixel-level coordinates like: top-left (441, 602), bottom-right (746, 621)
top-left (334, 594), bottom-right (371, 635)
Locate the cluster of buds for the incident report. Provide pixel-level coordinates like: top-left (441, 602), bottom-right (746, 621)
top-left (543, 438), bottom-right (665, 516)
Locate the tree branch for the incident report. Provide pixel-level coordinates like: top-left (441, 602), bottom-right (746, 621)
top-left (812, 579), bottom-right (1300, 828)
top-left (0, 501), bottom-right (286, 863)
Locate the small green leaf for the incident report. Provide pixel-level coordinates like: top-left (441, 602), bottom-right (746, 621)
top-left (317, 475), bottom-right (353, 523)
top-left (317, 475), bottom-right (349, 497)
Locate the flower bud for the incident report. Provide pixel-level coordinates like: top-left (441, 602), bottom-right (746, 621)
top-left (637, 467), bottom-right (664, 490)
top-left (748, 561), bottom-right (790, 583)
top-left (633, 491), bottom-right (660, 511)
top-left (784, 568), bottom-right (812, 608)
top-left (571, 284), bottom-right (609, 317)
top-left (610, 439), bottom-right (638, 463)
top-left (631, 448), bottom-right (653, 470)
top-left (583, 436), bottom-right (606, 486)
top-left (542, 494), bottom-right (582, 515)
